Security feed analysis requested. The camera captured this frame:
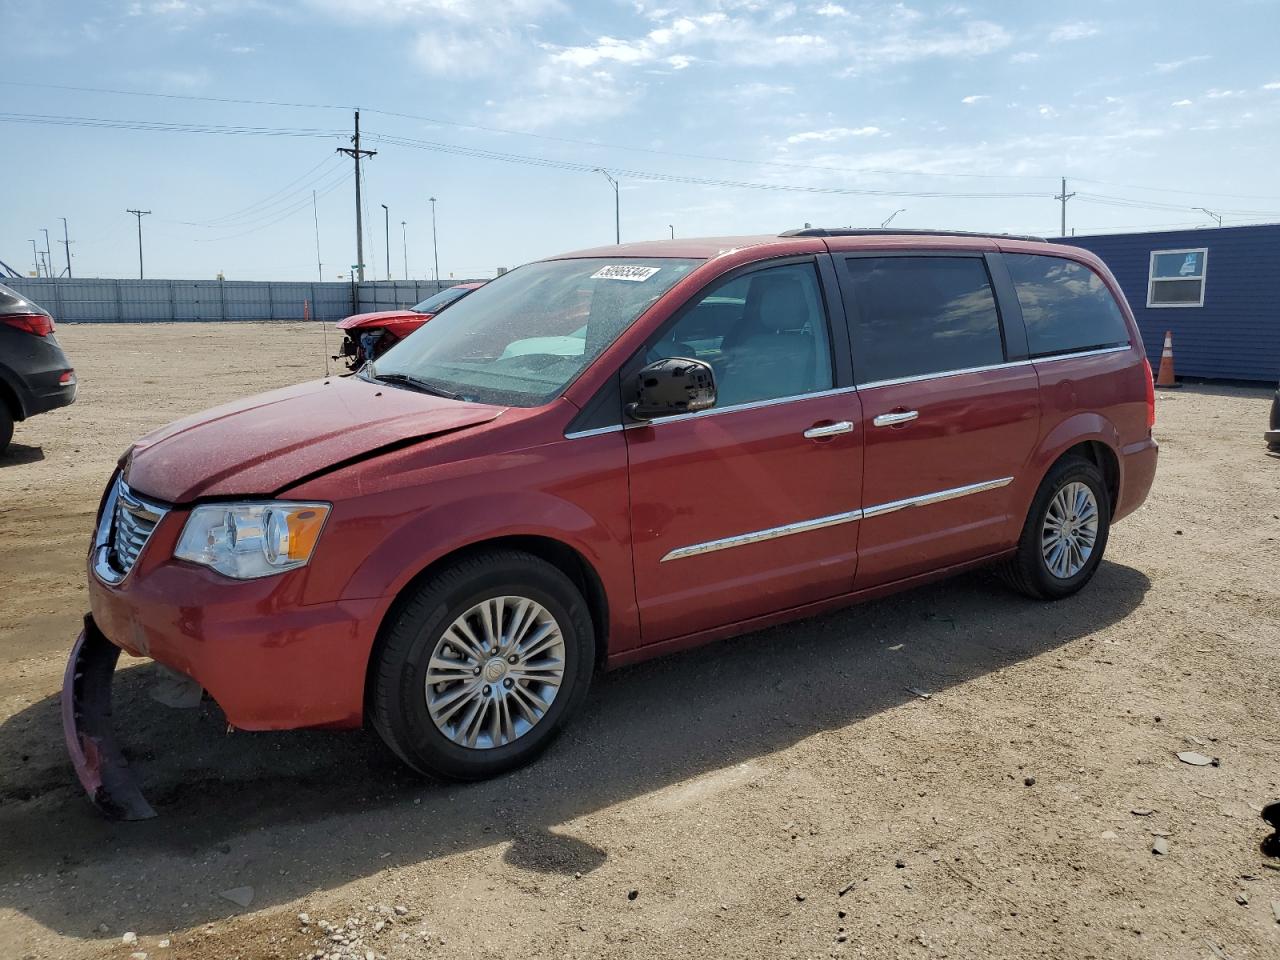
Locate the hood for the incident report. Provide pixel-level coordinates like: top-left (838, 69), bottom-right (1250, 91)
top-left (336, 309), bottom-right (423, 330)
top-left (124, 376), bottom-right (504, 503)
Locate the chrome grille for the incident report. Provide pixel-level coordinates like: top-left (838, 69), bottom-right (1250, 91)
top-left (103, 478), bottom-right (167, 580)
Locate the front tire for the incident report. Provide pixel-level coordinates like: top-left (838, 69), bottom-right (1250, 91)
top-left (369, 549), bottom-right (596, 780)
top-left (1002, 456), bottom-right (1110, 600)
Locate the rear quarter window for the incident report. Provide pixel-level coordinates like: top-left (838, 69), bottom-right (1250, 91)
top-left (1005, 254), bottom-right (1130, 358)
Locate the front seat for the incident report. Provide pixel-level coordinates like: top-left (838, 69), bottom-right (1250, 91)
top-left (716, 273), bottom-right (817, 406)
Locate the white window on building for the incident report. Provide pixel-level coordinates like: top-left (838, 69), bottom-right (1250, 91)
top-left (1147, 248), bottom-right (1207, 307)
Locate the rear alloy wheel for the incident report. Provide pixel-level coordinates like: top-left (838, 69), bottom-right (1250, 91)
top-left (1002, 456), bottom-right (1111, 600)
top-left (369, 549), bottom-right (595, 780)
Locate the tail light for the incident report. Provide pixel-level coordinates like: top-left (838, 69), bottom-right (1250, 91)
top-left (59, 370), bottom-right (75, 385)
top-left (1142, 357), bottom-right (1156, 430)
top-left (2, 313), bottom-right (55, 337)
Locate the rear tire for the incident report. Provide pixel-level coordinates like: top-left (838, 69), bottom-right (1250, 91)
top-left (1001, 456), bottom-right (1110, 600)
top-left (369, 549), bottom-right (595, 780)
top-left (0, 406), bottom-right (13, 455)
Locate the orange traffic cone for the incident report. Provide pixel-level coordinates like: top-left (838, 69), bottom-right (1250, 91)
top-left (1155, 330), bottom-right (1180, 389)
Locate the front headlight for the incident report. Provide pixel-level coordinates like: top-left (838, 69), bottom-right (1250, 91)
top-left (174, 501), bottom-right (330, 580)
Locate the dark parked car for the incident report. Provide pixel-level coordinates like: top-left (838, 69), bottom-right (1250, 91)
top-left (0, 282), bottom-right (76, 453)
top-left (67, 230), bottom-right (1157, 819)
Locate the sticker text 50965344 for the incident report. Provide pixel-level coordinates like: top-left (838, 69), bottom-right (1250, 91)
top-left (591, 265), bottom-right (662, 282)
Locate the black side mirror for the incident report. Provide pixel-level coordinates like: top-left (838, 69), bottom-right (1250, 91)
top-left (626, 357), bottom-right (717, 421)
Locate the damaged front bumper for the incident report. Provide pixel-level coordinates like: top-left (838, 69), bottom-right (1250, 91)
top-left (62, 616), bottom-right (156, 821)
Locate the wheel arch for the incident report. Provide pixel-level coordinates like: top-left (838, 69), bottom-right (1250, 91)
top-left (1028, 413), bottom-right (1122, 517)
top-left (0, 367), bottom-right (26, 421)
top-left (361, 534), bottom-right (611, 722)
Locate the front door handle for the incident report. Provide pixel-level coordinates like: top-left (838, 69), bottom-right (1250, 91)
top-left (872, 410), bottom-right (919, 427)
top-left (803, 420), bottom-right (854, 439)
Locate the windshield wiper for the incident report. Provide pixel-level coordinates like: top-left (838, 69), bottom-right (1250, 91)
top-left (367, 368), bottom-right (462, 401)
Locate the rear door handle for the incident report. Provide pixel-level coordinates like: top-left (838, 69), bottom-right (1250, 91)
top-left (803, 420), bottom-right (854, 439)
top-left (872, 410), bottom-right (919, 427)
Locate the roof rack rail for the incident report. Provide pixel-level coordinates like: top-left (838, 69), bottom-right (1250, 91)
top-left (780, 227), bottom-right (1048, 243)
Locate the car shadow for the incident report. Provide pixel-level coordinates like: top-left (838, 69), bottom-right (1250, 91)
top-left (0, 562), bottom-right (1149, 939)
top-left (0, 442), bottom-right (45, 467)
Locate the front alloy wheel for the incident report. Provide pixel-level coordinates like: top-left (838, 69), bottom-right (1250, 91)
top-left (425, 596), bottom-right (566, 750)
top-left (369, 549), bottom-right (595, 781)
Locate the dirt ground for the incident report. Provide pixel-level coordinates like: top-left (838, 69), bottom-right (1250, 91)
top-left (1, 322), bottom-right (1277, 960)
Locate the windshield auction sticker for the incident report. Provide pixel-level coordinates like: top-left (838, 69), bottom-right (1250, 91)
top-left (591, 265), bottom-right (662, 282)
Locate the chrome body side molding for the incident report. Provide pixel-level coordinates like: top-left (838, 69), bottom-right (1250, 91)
top-left (660, 476), bottom-right (1014, 562)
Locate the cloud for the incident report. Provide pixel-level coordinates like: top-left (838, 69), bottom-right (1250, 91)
top-left (786, 126), bottom-right (882, 143)
top-left (1038, 104), bottom-right (1057, 118)
top-left (961, 94), bottom-right (988, 105)
top-left (493, 63), bottom-right (636, 129)
top-left (308, 0), bottom-right (560, 21)
top-left (1265, 81), bottom-right (1280, 91)
top-left (1048, 21), bottom-right (1099, 43)
top-left (1009, 51), bottom-right (1038, 63)
top-left (815, 2), bottom-right (848, 15)
top-left (1171, 99), bottom-right (1193, 107)
top-left (1153, 54), bottom-right (1210, 73)
top-left (1205, 88), bottom-right (1244, 99)
top-left (844, 18), bottom-right (1011, 72)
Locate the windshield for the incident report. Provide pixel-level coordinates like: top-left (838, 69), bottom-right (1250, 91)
top-left (411, 285), bottom-right (472, 314)
top-left (368, 257), bottom-right (701, 407)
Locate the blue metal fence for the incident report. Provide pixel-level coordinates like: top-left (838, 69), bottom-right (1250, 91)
top-left (5, 278), bottom-right (483, 323)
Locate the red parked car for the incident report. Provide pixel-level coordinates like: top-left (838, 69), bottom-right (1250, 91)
top-left (336, 281), bottom-right (484, 369)
top-left (67, 230), bottom-right (1157, 819)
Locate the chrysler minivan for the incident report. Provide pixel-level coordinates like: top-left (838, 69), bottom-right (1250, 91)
top-left (66, 229), bottom-right (1157, 819)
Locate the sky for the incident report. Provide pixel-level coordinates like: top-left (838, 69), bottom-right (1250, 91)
top-left (3, 0), bottom-right (1280, 281)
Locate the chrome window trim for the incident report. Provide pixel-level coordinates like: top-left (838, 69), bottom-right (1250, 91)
top-left (660, 475), bottom-right (1014, 562)
top-left (858, 360), bottom-right (1031, 391)
top-left (563, 424), bottom-right (624, 440)
top-left (1031, 344), bottom-right (1131, 363)
top-left (860, 476), bottom-right (1013, 519)
top-left (630, 385), bottom-right (860, 429)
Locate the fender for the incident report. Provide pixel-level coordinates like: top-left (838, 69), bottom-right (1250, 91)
top-left (1021, 411), bottom-right (1122, 509)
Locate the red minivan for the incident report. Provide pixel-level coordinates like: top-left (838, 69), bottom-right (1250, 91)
top-left (66, 229), bottom-right (1158, 819)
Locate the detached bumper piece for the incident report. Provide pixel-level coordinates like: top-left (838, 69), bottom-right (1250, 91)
top-left (62, 616), bottom-right (157, 821)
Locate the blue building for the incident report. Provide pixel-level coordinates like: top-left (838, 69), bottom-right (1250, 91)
top-left (1054, 224), bottom-right (1280, 383)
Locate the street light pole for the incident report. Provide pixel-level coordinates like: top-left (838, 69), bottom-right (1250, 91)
top-left (880, 208), bottom-right (906, 228)
top-left (400, 221), bottom-right (408, 280)
top-left (429, 197), bottom-right (440, 288)
top-left (594, 169), bottom-right (620, 244)
top-left (668, 224), bottom-right (674, 239)
top-left (29, 240), bottom-right (39, 277)
top-left (380, 204), bottom-right (390, 281)
top-left (126, 209), bottom-right (151, 279)
top-left (1195, 207), bottom-right (1224, 227)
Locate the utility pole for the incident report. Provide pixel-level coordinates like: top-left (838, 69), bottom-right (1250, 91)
top-left (380, 203), bottom-right (390, 281)
top-left (312, 189), bottom-right (323, 281)
top-left (336, 110), bottom-right (376, 282)
top-left (594, 169), bottom-right (620, 244)
top-left (401, 220), bottom-right (408, 280)
top-left (429, 197), bottom-right (440, 287)
top-left (29, 240), bottom-right (39, 276)
top-left (126, 209), bottom-right (151, 279)
top-left (58, 217), bottom-right (72, 277)
top-left (41, 228), bottom-right (53, 279)
top-left (1054, 177), bottom-right (1075, 238)
top-left (1195, 207), bottom-right (1224, 227)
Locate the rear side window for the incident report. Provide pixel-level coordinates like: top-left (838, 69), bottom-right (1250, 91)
top-left (843, 257), bottom-right (1004, 385)
top-left (1005, 254), bottom-right (1130, 357)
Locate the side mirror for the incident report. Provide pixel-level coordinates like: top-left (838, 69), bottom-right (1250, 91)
top-left (626, 357), bottom-right (717, 421)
